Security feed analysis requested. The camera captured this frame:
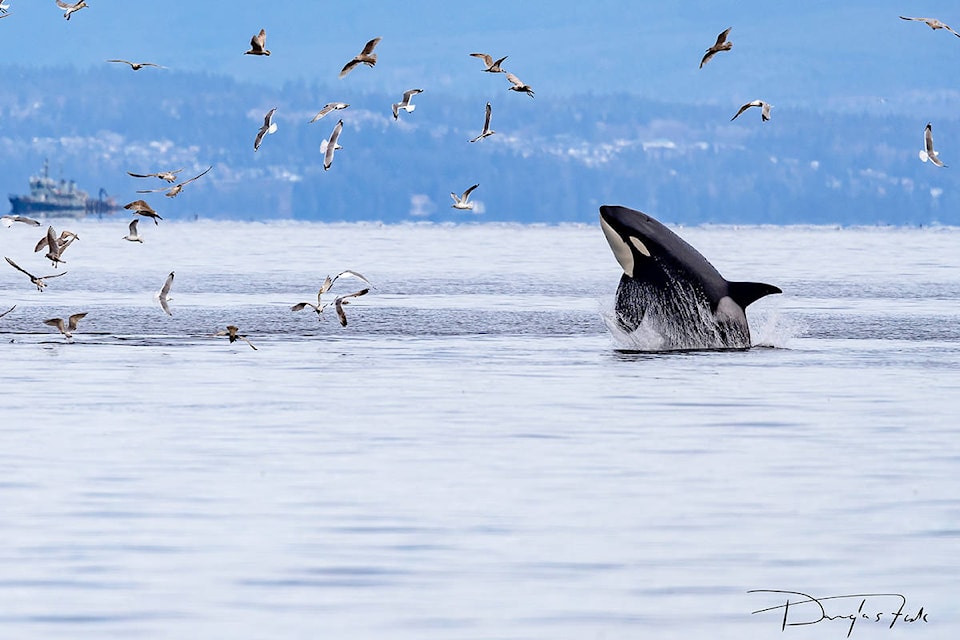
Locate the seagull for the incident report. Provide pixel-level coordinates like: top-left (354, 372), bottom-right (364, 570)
top-left (333, 289), bottom-right (370, 327)
top-left (392, 89), bottom-right (423, 120)
top-left (0, 304), bottom-right (15, 320)
top-left (107, 59), bottom-right (165, 71)
top-left (470, 53), bottom-right (508, 73)
top-left (700, 27), bottom-right (733, 68)
top-left (731, 100), bottom-right (772, 122)
top-left (899, 16), bottom-right (960, 37)
top-left (339, 37), bottom-right (381, 78)
top-left (244, 28), bottom-right (271, 56)
top-left (0, 3), bottom-right (9, 15)
top-left (44, 312), bottom-right (87, 339)
top-left (291, 271), bottom-right (373, 318)
top-left (214, 325), bottom-right (258, 350)
top-left (920, 122), bottom-right (947, 167)
top-left (505, 72), bottom-right (535, 97)
top-left (5, 256), bottom-right (67, 291)
top-left (1, 215), bottom-right (41, 227)
top-left (322, 119), bottom-right (344, 170)
top-left (124, 199), bottom-right (163, 225)
top-left (34, 228), bottom-right (78, 263)
top-left (309, 102), bottom-right (349, 123)
top-left (470, 102), bottom-right (495, 142)
top-left (157, 271), bottom-right (174, 316)
top-left (56, 1), bottom-right (87, 20)
top-left (254, 108), bottom-right (278, 151)
top-left (451, 183), bottom-right (479, 210)
top-left (136, 166), bottom-right (212, 197)
top-left (122, 218), bottom-right (143, 243)
top-left (41, 226), bottom-right (65, 267)
top-left (127, 168), bottom-right (183, 183)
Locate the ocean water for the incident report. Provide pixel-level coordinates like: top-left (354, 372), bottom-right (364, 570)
top-left (0, 220), bottom-right (957, 639)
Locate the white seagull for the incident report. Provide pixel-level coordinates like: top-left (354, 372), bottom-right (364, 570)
top-left (392, 89), bottom-right (423, 120)
top-left (731, 100), bottom-right (772, 122)
top-left (451, 183), bottom-right (479, 210)
top-left (254, 108), bottom-right (278, 151)
top-left (2, 215), bottom-right (41, 227)
top-left (309, 102), bottom-right (349, 123)
top-left (157, 271), bottom-right (174, 316)
top-left (127, 168), bottom-right (184, 183)
top-left (122, 218), bottom-right (143, 243)
top-left (899, 16), bottom-right (960, 37)
top-left (108, 59), bottom-right (165, 71)
top-left (135, 166), bottom-right (212, 197)
top-left (470, 102), bottom-right (496, 142)
top-left (56, 1), bottom-right (87, 21)
top-left (322, 119), bottom-right (344, 170)
top-left (505, 72), bottom-right (535, 97)
top-left (920, 122), bottom-right (947, 167)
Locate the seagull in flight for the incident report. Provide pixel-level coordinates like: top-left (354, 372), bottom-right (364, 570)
top-left (214, 325), bottom-right (258, 350)
top-left (56, 1), bottom-right (87, 21)
top-left (136, 166), bottom-right (212, 197)
top-left (920, 122), bottom-right (947, 167)
top-left (731, 100), bottom-right (772, 122)
top-left (122, 218), bottom-right (143, 243)
top-left (700, 27), bottom-right (733, 68)
top-left (127, 168), bottom-right (183, 183)
top-left (333, 289), bottom-right (370, 327)
top-left (44, 312), bottom-right (87, 339)
top-left (322, 119), bottom-right (344, 170)
top-left (124, 200), bottom-right (163, 224)
top-left (505, 72), bottom-right (535, 97)
top-left (254, 108), bottom-right (278, 151)
top-left (157, 271), bottom-right (174, 316)
top-left (108, 59), bottom-right (165, 71)
top-left (470, 102), bottom-right (496, 142)
top-left (470, 53), bottom-right (508, 73)
top-left (309, 102), bottom-right (349, 123)
top-left (245, 28), bottom-right (271, 56)
top-left (392, 89), bottom-right (423, 120)
top-left (339, 37), bottom-right (381, 78)
top-left (291, 271), bottom-right (372, 319)
top-left (899, 16), bottom-right (960, 37)
top-left (451, 183), bottom-right (479, 210)
top-left (2, 215), bottom-right (41, 227)
top-left (5, 256), bottom-right (68, 291)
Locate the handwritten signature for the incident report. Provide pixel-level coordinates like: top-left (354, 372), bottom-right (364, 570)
top-left (749, 590), bottom-right (929, 638)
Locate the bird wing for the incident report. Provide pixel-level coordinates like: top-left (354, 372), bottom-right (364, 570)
top-left (700, 50), bottom-right (716, 68)
top-left (251, 29), bottom-right (266, 50)
top-left (262, 107), bottom-right (276, 128)
top-left (332, 270), bottom-right (372, 288)
top-left (127, 171), bottom-right (159, 178)
top-left (715, 27), bottom-right (732, 45)
top-left (43, 271), bottom-right (69, 280)
top-left (462, 183), bottom-right (479, 199)
top-left (925, 123), bottom-right (936, 155)
top-left (945, 24), bottom-right (960, 37)
top-left (67, 312), bottom-right (87, 331)
top-left (124, 199), bottom-right (155, 212)
top-left (56, 1), bottom-right (73, 9)
top-left (730, 103), bottom-right (753, 121)
top-left (360, 37), bottom-right (382, 56)
top-left (324, 120), bottom-right (343, 168)
top-left (43, 317), bottom-right (66, 332)
top-left (108, 59), bottom-right (134, 67)
top-left (505, 73), bottom-right (523, 88)
top-left (334, 297), bottom-right (349, 326)
top-left (34, 234), bottom-right (50, 252)
top-left (403, 88), bottom-right (423, 101)
top-left (470, 53), bottom-right (494, 66)
top-left (0, 304), bottom-right (15, 320)
top-left (160, 271), bottom-right (174, 298)
top-left (339, 59), bottom-right (361, 78)
top-left (317, 275), bottom-right (334, 296)
top-left (179, 165), bottom-right (212, 186)
top-left (45, 226), bottom-right (60, 258)
top-left (310, 105), bottom-right (335, 122)
top-left (290, 302), bottom-right (319, 312)
top-left (5, 256), bottom-right (33, 278)
top-left (128, 218), bottom-right (139, 235)
top-left (483, 102), bottom-right (492, 130)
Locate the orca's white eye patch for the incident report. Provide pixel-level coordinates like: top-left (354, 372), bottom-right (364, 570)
top-left (600, 217), bottom-right (635, 278)
top-left (629, 236), bottom-right (651, 257)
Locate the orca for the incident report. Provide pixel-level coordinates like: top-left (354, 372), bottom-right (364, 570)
top-left (599, 205), bottom-right (781, 349)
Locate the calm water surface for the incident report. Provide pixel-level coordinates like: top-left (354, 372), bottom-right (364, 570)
top-left (0, 220), bottom-right (957, 639)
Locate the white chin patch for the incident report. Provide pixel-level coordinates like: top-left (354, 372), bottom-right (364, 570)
top-left (629, 236), bottom-right (651, 257)
top-left (600, 217), bottom-right (635, 278)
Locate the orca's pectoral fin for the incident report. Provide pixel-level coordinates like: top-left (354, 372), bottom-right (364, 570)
top-left (728, 281), bottom-right (782, 309)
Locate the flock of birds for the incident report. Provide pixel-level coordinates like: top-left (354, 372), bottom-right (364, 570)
top-left (1, 6), bottom-right (957, 347)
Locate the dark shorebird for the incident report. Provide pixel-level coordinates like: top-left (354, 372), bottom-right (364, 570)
top-left (157, 271), bottom-right (174, 316)
top-left (2, 215), bottom-right (41, 227)
top-left (470, 53), bottom-right (508, 73)
top-left (339, 37), bottom-right (381, 78)
top-left (700, 27), bottom-right (732, 68)
top-left (127, 168), bottom-right (183, 183)
top-left (124, 199), bottom-right (163, 225)
top-left (899, 16), bottom-right (960, 37)
top-left (505, 72), bottom-right (535, 97)
top-left (451, 183), bottom-right (479, 210)
top-left (322, 119), bottom-right (344, 170)
top-left (920, 122), bottom-right (947, 167)
top-left (254, 108), bottom-right (278, 151)
top-left (731, 100), bottom-right (772, 122)
top-left (44, 312), bottom-right (87, 339)
top-left (122, 218), bottom-right (143, 243)
top-left (56, 1), bottom-right (87, 21)
top-left (392, 89), bottom-right (423, 120)
top-left (136, 166), bottom-right (212, 197)
top-left (309, 102), bottom-right (349, 123)
top-left (214, 325), bottom-right (258, 350)
top-left (245, 29), bottom-right (271, 56)
top-left (108, 59), bottom-right (165, 71)
top-left (5, 256), bottom-right (68, 291)
top-left (470, 102), bottom-right (495, 142)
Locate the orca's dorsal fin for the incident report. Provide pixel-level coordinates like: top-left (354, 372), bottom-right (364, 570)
top-left (728, 281), bottom-right (782, 309)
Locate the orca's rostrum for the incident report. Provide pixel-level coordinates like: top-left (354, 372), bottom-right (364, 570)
top-left (599, 205), bottom-right (781, 349)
